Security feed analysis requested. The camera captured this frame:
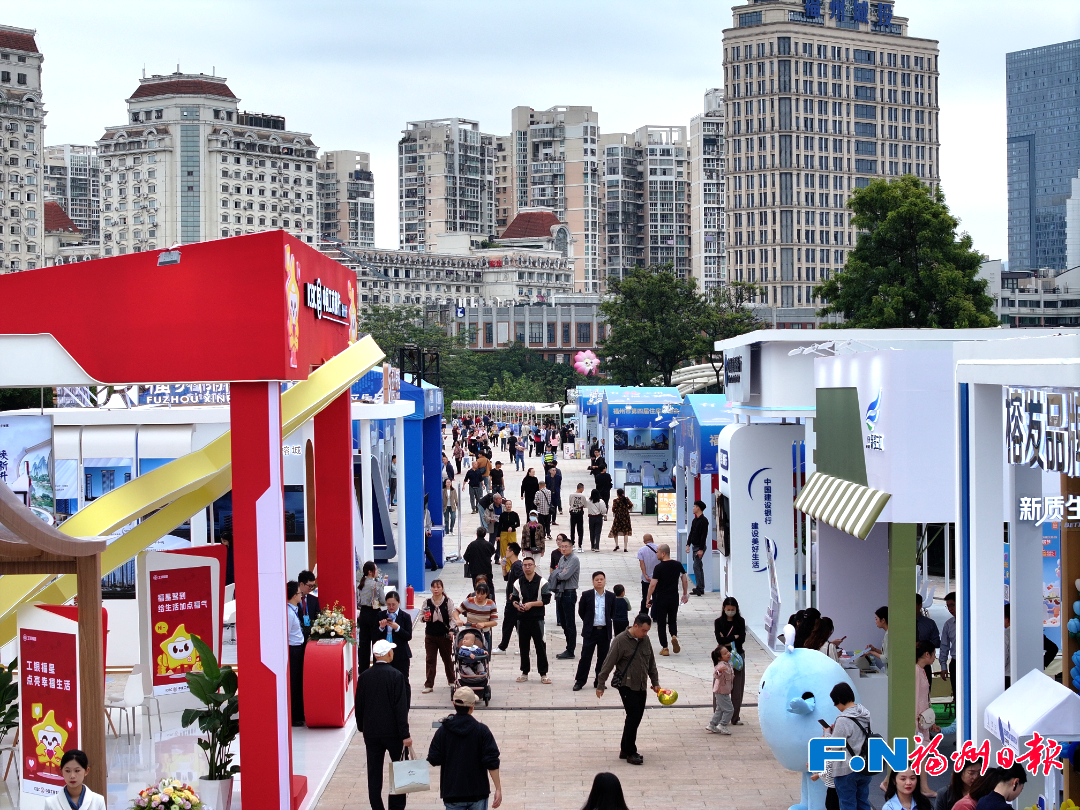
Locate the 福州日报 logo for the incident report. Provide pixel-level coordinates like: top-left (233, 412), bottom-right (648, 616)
top-left (865, 389), bottom-right (881, 433)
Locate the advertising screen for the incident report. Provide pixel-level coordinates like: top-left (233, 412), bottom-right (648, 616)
top-left (656, 491), bottom-right (677, 524)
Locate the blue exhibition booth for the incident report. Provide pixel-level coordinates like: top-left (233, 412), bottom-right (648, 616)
top-left (599, 387), bottom-right (682, 501)
top-left (576, 385), bottom-right (624, 444)
top-left (351, 370), bottom-right (445, 590)
top-left (673, 394), bottom-right (738, 592)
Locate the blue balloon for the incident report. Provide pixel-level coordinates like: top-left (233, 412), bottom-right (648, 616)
top-left (1069, 617), bottom-right (1080, 636)
top-left (1073, 651), bottom-right (1080, 667)
top-left (1072, 666), bottom-right (1080, 682)
top-left (1074, 600), bottom-right (1080, 615)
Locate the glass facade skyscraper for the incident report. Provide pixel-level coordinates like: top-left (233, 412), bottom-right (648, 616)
top-left (1006, 39), bottom-right (1080, 272)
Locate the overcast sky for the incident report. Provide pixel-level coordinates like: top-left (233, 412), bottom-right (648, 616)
top-left (4, 0), bottom-right (1078, 259)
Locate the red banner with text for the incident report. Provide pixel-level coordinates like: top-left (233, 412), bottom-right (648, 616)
top-left (150, 564), bottom-right (214, 695)
top-left (19, 628), bottom-right (79, 797)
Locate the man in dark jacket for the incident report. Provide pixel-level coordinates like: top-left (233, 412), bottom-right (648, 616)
top-left (464, 527), bottom-right (495, 588)
top-left (593, 462), bottom-right (613, 506)
top-left (685, 501), bottom-right (709, 596)
top-left (297, 569), bottom-right (320, 640)
top-left (496, 542), bottom-right (523, 654)
top-left (356, 640), bottom-right (412, 810)
top-left (427, 687), bottom-right (503, 809)
top-left (596, 615), bottom-right (662, 765)
top-left (574, 571), bottom-right (616, 691)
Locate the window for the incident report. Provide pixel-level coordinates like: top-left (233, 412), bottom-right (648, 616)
top-left (485, 322), bottom-right (493, 345)
top-left (16, 73), bottom-right (26, 85)
top-left (0, 72), bottom-right (8, 82)
top-left (576, 322), bottom-right (592, 345)
top-left (853, 49), bottom-right (875, 64)
top-left (852, 68), bottom-right (876, 84)
top-left (738, 10), bottom-right (762, 26)
top-left (562, 323), bottom-right (570, 344)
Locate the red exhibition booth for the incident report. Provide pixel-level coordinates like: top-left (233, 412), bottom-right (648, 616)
top-left (0, 231), bottom-right (376, 809)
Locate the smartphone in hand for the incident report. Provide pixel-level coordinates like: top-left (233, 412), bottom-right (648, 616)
top-left (818, 719), bottom-right (831, 730)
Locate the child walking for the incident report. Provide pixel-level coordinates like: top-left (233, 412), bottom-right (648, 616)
top-left (707, 644), bottom-right (735, 735)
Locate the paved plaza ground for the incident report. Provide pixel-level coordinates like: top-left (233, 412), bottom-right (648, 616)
top-left (316, 444), bottom-right (804, 810)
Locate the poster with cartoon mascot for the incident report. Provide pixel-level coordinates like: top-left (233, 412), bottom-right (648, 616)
top-left (149, 565), bottom-right (214, 695)
top-left (18, 626), bottom-right (79, 800)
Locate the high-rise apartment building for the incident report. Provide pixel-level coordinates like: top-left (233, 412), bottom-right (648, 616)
top-left (509, 106), bottom-right (601, 291)
top-left (689, 89), bottom-right (726, 293)
top-left (1007, 39), bottom-right (1080, 272)
top-left (0, 26), bottom-right (45, 273)
top-left (44, 144), bottom-right (100, 244)
top-left (317, 149), bottom-right (374, 248)
top-left (494, 134), bottom-right (512, 232)
top-left (600, 125), bottom-right (689, 280)
top-left (397, 118), bottom-right (495, 252)
top-left (723, 1), bottom-right (939, 310)
top-left (96, 72), bottom-right (319, 255)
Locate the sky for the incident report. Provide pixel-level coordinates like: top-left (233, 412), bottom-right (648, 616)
top-left (3, 0), bottom-right (1079, 259)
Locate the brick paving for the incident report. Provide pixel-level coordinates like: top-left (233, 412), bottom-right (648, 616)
top-left (316, 441), bottom-right (801, 810)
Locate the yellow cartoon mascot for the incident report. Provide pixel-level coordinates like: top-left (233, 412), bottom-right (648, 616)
top-left (33, 710), bottom-right (68, 768)
top-left (285, 245), bottom-right (301, 368)
top-left (157, 624), bottom-right (202, 676)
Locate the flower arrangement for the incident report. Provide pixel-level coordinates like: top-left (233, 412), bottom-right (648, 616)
top-left (131, 778), bottom-right (203, 809)
top-left (309, 602), bottom-right (355, 643)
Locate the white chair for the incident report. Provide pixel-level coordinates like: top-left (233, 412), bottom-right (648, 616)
top-left (104, 664), bottom-right (162, 741)
top-left (0, 726), bottom-right (18, 782)
top-left (223, 582), bottom-right (236, 644)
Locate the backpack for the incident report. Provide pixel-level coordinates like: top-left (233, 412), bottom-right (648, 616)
top-left (843, 716), bottom-right (882, 762)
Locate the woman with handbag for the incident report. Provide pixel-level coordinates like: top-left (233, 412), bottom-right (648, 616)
top-left (609, 489), bottom-right (633, 552)
top-left (713, 597), bottom-right (747, 725)
top-left (586, 489), bottom-right (608, 552)
top-left (420, 579), bottom-right (456, 694)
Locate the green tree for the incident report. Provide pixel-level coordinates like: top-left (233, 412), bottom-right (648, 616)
top-left (599, 265), bottom-right (710, 386)
top-left (702, 282), bottom-right (765, 391)
top-left (817, 176), bottom-right (995, 328)
top-left (0, 388), bottom-right (53, 411)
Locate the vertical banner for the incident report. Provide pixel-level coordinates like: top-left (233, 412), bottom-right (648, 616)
top-left (763, 536), bottom-right (782, 650)
top-left (138, 547), bottom-right (227, 697)
top-left (17, 606), bottom-right (80, 807)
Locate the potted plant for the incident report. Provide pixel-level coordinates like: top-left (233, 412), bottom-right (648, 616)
top-left (181, 635), bottom-right (238, 810)
top-left (0, 658), bottom-right (18, 756)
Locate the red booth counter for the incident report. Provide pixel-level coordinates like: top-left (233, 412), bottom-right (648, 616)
top-left (302, 638), bottom-right (355, 728)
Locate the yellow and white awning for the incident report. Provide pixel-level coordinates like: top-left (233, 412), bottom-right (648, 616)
top-left (794, 471), bottom-right (891, 540)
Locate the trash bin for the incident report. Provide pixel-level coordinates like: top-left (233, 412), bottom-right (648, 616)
top-left (643, 494), bottom-right (657, 515)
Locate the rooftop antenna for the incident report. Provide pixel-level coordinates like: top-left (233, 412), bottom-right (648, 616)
top-left (142, 64), bottom-right (145, 78)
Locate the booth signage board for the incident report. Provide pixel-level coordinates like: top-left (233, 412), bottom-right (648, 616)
top-left (1005, 386), bottom-right (1080, 475)
top-left (624, 484), bottom-right (643, 513)
top-left (724, 347), bottom-right (751, 404)
top-left (138, 384), bottom-right (231, 406)
top-left (137, 547), bottom-right (227, 696)
top-left (0, 415), bottom-right (54, 520)
top-left (656, 491), bottom-right (677, 523)
top-left (17, 605), bottom-right (81, 806)
top-left (815, 349), bottom-right (955, 524)
top-left (424, 387), bottom-right (445, 418)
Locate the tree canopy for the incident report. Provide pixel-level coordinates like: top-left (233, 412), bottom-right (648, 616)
top-left (817, 176), bottom-right (995, 328)
top-left (599, 265), bottom-right (711, 386)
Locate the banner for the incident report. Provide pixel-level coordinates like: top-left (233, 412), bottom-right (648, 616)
top-left (138, 384), bottom-right (230, 406)
top-left (138, 547), bottom-right (227, 696)
top-left (656, 491), bottom-right (677, 523)
top-left (763, 536), bottom-right (781, 650)
top-left (17, 607), bottom-right (80, 804)
top-left (0, 414), bottom-right (54, 521)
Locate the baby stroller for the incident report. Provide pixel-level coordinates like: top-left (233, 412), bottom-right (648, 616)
top-left (453, 625), bottom-right (491, 706)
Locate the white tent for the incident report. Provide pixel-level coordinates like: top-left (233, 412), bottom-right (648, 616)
top-left (983, 669), bottom-right (1080, 750)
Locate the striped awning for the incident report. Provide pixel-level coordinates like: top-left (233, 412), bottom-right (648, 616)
top-left (794, 471), bottom-right (891, 540)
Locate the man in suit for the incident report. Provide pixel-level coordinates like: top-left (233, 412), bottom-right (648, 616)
top-left (379, 590), bottom-right (413, 688)
top-left (573, 571), bottom-right (617, 691)
top-left (296, 570), bottom-right (320, 640)
top-left (355, 639), bottom-right (412, 810)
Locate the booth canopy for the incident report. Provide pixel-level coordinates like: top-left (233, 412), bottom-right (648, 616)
top-left (577, 386), bottom-right (624, 417)
top-left (676, 394), bottom-right (737, 475)
top-left (794, 471), bottom-right (891, 541)
top-left (984, 670), bottom-right (1080, 748)
top-left (601, 388), bottom-right (682, 429)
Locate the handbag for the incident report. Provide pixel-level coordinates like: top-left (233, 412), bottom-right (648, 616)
top-left (610, 638), bottom-right (642, 689)
top-left (389, 746), bottom-right (430, 795)
top-left (463, 562), bottom-right (473, 579)
top-left (731, 651), bottom-right (744, 671)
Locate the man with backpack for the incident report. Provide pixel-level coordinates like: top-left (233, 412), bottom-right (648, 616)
top-left (829, 681), bottom-right (874, 810)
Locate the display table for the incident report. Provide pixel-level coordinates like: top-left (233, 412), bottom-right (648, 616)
top-left (303, 638), bottom-right (355, 728)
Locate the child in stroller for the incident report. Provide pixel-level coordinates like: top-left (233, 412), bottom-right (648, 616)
top-left (453, 627), bottom-right (491, 706)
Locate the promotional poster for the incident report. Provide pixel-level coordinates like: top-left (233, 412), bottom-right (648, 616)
top-left (0, 414), bottom-right (54, 522)
top-left (149, 565), bottom-right (214, 695)
top-left (19, 627), bottom-right (79, 798)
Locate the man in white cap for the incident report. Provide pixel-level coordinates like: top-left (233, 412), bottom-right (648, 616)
top-left (427, 687), bottom-right (503, 809)
top-left (355, 639), bottom-right (412, 810)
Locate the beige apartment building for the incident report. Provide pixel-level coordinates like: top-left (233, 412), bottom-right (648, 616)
top-left (397, 118), bottom-right (495, 252)
top-left (0, 26), bottom-right (45, 273)
top-left (689, 89), bottom-right (726, 294)
top-left (509, 106), bottom-right (601, 292)
top-left (723, 0), bottom-right (940, 317)
top-left (494, 134), bottom-right (512, 231)
top-left (317, 149), bottom-right (374, 248)
top-left (600, 125), bottom-right (690, 281)
top-left (96, 72), bottom-right (319, 254)
top-left (44, 144), bottom-right (100, 245)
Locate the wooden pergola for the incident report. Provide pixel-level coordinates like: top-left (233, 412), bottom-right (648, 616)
top-left (0, 481), bottom-right (107, 797)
